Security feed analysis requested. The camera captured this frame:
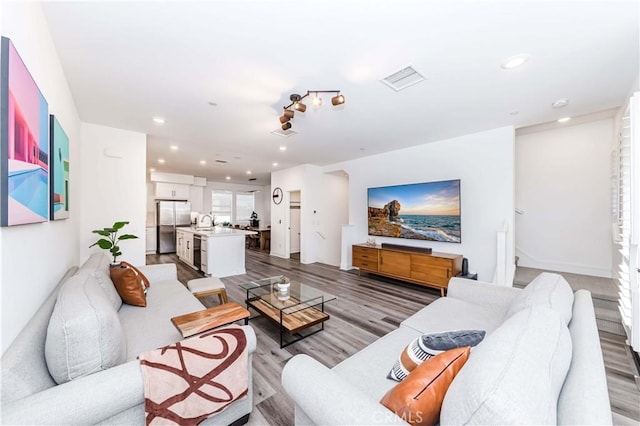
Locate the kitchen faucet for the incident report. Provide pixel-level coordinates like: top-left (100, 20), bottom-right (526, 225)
top-left (199, 214), bottom-right (213, 228)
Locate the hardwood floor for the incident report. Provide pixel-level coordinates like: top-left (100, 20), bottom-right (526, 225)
top-left (146, 250), bottom-right (640, 425)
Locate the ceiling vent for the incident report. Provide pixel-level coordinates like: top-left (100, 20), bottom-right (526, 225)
top-left (380, 66), bottom-right (426, 91)
top-left (215, 159), bottom-right (227, 164)
top-left (270, 128), bottom-right (298, 138)
top-left (248, 178), bottom-right (257, 182)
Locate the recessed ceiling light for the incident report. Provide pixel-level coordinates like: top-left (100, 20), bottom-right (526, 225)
top-left (153, 117), bottom-right (165, 124)
top-left (557, 117), bottom-right (571, 123)
top-left (500, 54), bottom-right (530, 70)
top-left (170, 145), bottom-right (178, 151)
top-left (225, 176), bottom-right (231, 180)
top-left (272, 162), bottom-right (278, 167)
top-left (158, 158), bottom-right (165, 164)
top-left (246, 170), bottom-right (252, 175)
top-left (279, 146), bottom-right (287, 151)
top-left (552, 98), bottom-right (569, 109)
top-left (199, 160), bottom-right (207, 165)
top-left (149, 168), bottom-right (156, 172)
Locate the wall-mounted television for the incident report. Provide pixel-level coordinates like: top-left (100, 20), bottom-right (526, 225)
top-left (367, 179), bottom-right (461, 243)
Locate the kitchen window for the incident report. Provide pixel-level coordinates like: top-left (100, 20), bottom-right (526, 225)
top-left (236, 192), bottom-right (255, 225)
top-left (211, 190), bottom-right (232, 225)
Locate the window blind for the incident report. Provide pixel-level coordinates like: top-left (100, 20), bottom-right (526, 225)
top-left (614, 92), bottom-right (639, 352)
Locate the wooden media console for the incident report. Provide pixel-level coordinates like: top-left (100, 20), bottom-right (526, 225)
top-left (352, 243), bottom-right (463, 296)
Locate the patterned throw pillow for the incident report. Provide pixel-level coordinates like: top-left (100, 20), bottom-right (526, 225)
top-left (388, 330), bottom-right (485, 382)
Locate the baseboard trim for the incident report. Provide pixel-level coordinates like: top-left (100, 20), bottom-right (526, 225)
top-left (628, 345), bottom-right (640, 391)
top-left (515, 247), bottom-right (612, 278)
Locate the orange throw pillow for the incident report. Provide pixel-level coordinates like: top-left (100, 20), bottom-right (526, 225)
top-left (380, 346), bottom-right (470, 426)
top-left (109, 262), bottom-right (149, 307)
top-left (120, 261), bottom-right (150, 288)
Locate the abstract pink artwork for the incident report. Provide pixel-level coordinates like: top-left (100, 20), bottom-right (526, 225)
top-left (1, 36), bottom-right (49, 226)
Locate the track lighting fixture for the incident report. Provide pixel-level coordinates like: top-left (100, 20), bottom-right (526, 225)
top-left (331, 94), bottom-right (345, 106)
top-left (293, 101), bottom-right (307, 112)
top-left (277, 90), bottom-right (345, 131)
top-left (279, 108), bottom-right (294, 123)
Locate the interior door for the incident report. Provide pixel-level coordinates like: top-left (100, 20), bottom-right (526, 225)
top-left (290, 206), bottom-right (301, 253)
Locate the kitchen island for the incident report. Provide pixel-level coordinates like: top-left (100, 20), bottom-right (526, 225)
top-left (176, 227), bottom-right (257, 278)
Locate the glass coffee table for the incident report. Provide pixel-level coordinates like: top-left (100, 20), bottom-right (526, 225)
top-left (240, 276), bottom-right (336, 348)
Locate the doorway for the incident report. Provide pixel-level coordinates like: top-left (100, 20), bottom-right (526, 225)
top-left (289, 190), bottom-right (301, 256)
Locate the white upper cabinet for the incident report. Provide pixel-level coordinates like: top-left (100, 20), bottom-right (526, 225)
top-left (155, 182), bottom-right (190, 200)
top-left (189, 185), bottom-right (204, 212)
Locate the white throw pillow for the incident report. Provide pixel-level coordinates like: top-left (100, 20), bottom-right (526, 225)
top-left (440, 306), bottom-right (572, 425)
top-left (76, 252), bottom-right (123, 311)
top-left (506, 272), bottom-right (574, 325)
top-left (45, 273), bottom-right (127, 384)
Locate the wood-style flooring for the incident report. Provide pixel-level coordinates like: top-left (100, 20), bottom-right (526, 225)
top-left (146, 250), bottom-right (640, 425)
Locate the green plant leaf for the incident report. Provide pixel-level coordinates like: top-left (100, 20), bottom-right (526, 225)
top-left (118, 234), bottom-right (138, 240)
top-left (111, 245), bottom-right (120, 253)
top-left (92, 230), bottom-right (111, 236)
top-left (113, 221), bottom-right (129, 229)
top-left (96, 239), bottom-right (113, 249)
top-left (105, 228), bottom-right (116, 233)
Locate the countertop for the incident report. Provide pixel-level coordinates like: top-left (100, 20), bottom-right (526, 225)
top-left (176, 226), bottom-right (257, 237)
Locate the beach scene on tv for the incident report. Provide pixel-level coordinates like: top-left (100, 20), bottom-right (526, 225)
top-left (368, 179), bottom-right (461, 243)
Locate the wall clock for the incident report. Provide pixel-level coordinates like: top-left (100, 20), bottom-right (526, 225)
top-left (272, 187), bottom-right (283, 204)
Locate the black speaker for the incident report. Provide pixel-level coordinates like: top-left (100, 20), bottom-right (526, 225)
top-left (462, 258), bottom-right (469, 276)
top-left (380, 243), bottom-right (432, 254)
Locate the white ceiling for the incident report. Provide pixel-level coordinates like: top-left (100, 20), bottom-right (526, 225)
top-left (41, 1), bottom-right (639, 186)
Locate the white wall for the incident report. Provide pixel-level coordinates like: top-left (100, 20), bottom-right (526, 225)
top-left (271, 165), bottom-right (307, 259)
top-left (271, 164), bottom-right (347, 265)
top-left (516, 119), bottom-right (614, 277)
top-left (0, 2), bottom-right (81, 353)
top-left (328, 126), bottom-right (516, 282)
top-left (316, 172), bottom-right (349, 266)
top-left (271, 127), bottom-right (514, 277)
top-left (80, 123), bottom-right (146, 266)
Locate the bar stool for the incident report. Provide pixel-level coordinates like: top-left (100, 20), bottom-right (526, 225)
top-left (187, 277), bottom-right (229, 305)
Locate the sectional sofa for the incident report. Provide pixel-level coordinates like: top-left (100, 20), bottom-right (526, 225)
top-left (1, 253), bottom-right (256, 425)
top-left (282, 273), bottom-right (612, 425)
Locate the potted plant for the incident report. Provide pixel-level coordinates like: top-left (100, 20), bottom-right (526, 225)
top-left (250, 211), bottom-right (259, 228)
top-left (89, 221), bottom-right (138, 264)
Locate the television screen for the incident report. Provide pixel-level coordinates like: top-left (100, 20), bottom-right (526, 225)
top-left (367, 179), bottom-right (461, 243)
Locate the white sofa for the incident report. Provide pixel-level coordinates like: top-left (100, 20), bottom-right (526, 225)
top-left (1, 253), bottom-right (256, 425)
top-left (282, 273), bottom-right (612, 425)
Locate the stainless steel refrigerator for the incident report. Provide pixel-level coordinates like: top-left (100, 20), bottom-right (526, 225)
top-left (156, 201), bottom-right (191, 253)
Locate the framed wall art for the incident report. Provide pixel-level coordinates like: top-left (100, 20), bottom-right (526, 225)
top-left (49, 115), bottom-right (69, 220)
top-left (1, 36), bottom-right (49, 226)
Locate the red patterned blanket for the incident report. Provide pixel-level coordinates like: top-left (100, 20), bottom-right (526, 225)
top-left (138, 325), bottom-right (248, 425)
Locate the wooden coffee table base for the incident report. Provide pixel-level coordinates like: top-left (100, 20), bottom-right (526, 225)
top-left (171, 302), bottom-right (250, 338)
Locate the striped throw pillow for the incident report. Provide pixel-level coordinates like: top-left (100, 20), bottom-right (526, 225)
top-left (387, 330), bottom-right (485, 382)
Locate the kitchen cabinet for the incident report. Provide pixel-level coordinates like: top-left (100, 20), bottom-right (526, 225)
top-left (189, 185), bottom-right (204, 213)
top-left (176, 230), bottom-right (184, 258)
top-left (200, 239), bottom-right (208, 274)
top-left (176, 228), bottom-right (253, 277)
top-left (352, 244), bottom-right (462, 296)
top-left (155, 182), bottom-right (190, 200)
top-left (176, 229), bottom-right (195, 268)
